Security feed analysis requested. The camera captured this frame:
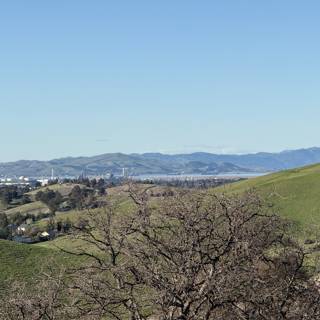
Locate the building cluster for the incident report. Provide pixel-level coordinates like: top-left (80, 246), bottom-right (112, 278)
top-left (0, 176), bottom-right (50, 187)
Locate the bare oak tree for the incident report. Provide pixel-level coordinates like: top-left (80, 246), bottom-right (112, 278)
top-left (1, 186), bottom-right (320, 319)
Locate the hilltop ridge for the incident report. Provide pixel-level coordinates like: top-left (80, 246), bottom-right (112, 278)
top-left (219, 162), bottom-right (320, 235)
top-left (1, 147), bottom-right (320, 177)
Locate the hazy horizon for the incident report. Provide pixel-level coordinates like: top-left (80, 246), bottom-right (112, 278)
top-left (1, 145), bottom-right (319, 163)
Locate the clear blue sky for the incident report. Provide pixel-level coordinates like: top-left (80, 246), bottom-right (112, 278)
top-left (1, 1), bottom-right (320, 161)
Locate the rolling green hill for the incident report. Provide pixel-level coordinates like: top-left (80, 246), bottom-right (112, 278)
top-left (3, 171), bottom-right (320, 290)
top-left (219, 163), bottom-right (320, 237)
top-left (5, 201), bottom-right (49, 217)
top-left (27, 183), bottom-right (81, 199)
top-left (0, 240), bottom-right (81, 291)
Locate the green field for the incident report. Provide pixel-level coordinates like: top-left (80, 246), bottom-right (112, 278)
top-left (2, 183), bottom-right (80, 217)
top-left (5, 201), bottom-right (49, 217)
top-left (27, 183), bottom-right (80, 199)
top-left (0, 239), bottom-right (81, 291)
top-left (219, 163), bottom-right (320, 238)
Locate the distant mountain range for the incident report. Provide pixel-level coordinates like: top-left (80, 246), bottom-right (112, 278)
top-left (1, 147), bottom-right (320, 177)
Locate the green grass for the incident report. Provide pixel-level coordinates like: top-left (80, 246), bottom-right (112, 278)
top-left (0, 185), bottom-right (145, 291)
top-left (0, 239), bottom-right (81, 289)
top-left (4, 182), bottom-right (93, 219)
top-left (218, 163), bottom-right (320, 237)
top-left (36, 235), bottom-right (96, 254)
top-left (5, 201), bottom-right (49, 216)
top-left (34, 192), bottom-right (136, 229)
top-left (33, 208), bottom-right (100, 230)
top-left (27, 183), bottom-right (81, 199)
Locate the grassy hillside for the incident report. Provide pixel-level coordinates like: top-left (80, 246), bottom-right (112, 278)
top-left (27, 183), bottom-right (80, 199)
top-left (5, 201), bottom-right (49, 216)
top-left (219, 163), bottom-right (320, 237)
top-left (2, 176), bottom-right (320, 296)
top-left (0, 240), bottom-right (80, 290)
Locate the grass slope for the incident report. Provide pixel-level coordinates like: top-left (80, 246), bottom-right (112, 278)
top-left (5, 201), bottom-right (49, 217)
top-left (27, 183), bottom-right (80, 199)
top-left (0, 240), bottom-right (80, 290)
top-left (219, 163), bottom-right (320, 236)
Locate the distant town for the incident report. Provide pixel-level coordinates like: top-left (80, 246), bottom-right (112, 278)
top-left (0, 167), bottom-right (255, 188)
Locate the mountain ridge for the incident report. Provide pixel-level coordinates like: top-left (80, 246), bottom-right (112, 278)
top-left (1, 147), bottom-right (320, 177)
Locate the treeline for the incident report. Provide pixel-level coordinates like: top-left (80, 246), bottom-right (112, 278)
top-left (60, 176), bottom-right (124, 189)
top-left (35, 189), bottom-right (63, 214)
top-left (0, 186), bottom-right (31, 208)
top-left (0, 183), bottom-right (108, 240)
top-left (0, 210), bottom-right (73, 242)
top-left (35, 184), bottom-right (106, 215)
top-left (137, 177), bottom-right (245, 189)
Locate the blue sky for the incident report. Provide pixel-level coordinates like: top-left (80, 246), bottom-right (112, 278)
top-left (1, 1), bottom-right (320, 161)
